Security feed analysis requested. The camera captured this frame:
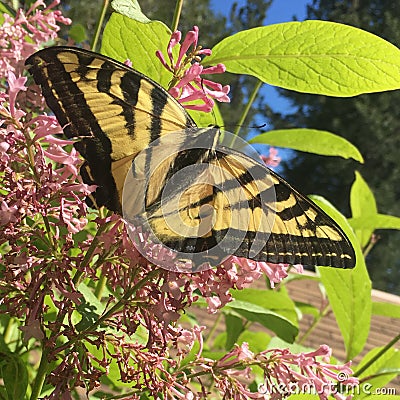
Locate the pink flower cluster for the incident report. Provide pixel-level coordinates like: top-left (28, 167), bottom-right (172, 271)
top-left (191, 257), bottom-right (303, 313)
top-left (261, 147), bottom-right (281, 168)
top-left (0, 0), bottom-right (71, 79)
top-left (156, 25), bottom-right (230, 112)
top-left (213, 343), bottom-right (358, 400)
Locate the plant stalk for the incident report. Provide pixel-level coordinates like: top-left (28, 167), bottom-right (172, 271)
top-left (171, 0), bottom-right (184, 32)
top-left (91, 0), bottom-right (110, 51)
top-left (231, 79), bottom-right (263, 146)
top-left (29, 347), bottom-right (50, 400)
top-left (354, 333), bottom-right (400, 377)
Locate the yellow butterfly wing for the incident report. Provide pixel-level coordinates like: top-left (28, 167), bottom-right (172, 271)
top-left (26, 47), bottom-right (356, 268)
top-left (123, 128), bottom-right (356, 268)
top-left (25, 46), bottom-right (196, 212)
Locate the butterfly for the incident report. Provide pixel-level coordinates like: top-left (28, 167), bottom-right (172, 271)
top-left (25, 46), bottom-right (356, 269)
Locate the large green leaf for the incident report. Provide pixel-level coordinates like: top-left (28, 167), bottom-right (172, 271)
top-left (68, 24), bottom-right (87, 43)
top-left (102, 13), bottom-right (173, 88)
top-left (372, 302), bottom-right (400, 318)
top-left (228, 288), bottom-right (298, 343)
top-left (355, 347), bottom-right (400, 399)
top-left (188, 102), bottom-right (224, 127)
top-left (0, 2), bottom-right (14, 25)
top-left (231, 287), bottom-right (298, 324)
top-left (237, 330), bottom-right (271, 353)
top-left (111, 0), bottom-right (151, 22)
top-left (1, 353), bottom-right (28, 400)
top-left (226, 301), bottom-right (298, 343)
top-left (349, 214), bottom-right (400, 231)
top-left (207, 21), bottom-right (400, 96)
top-left (313, 196), bottom-right (371, 360)
top-left (350, 172), bottom-right (378, 247)
top-left (267, 336), bottom-right (316, 354)
top-left (75, 282), bottom-right (106, 331)
top-left (250, 128), bottom-right (363, 162)
top-left (349, 171), bottom-right (400, 248)
top-left (224, 313), bottom-right (244, 350)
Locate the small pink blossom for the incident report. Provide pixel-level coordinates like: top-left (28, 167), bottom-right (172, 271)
top-left (261, 147), bottom-right (281, 168)
top-left (124, 59), bottom-right (132, 67)
top-left (0, 201), bottom-right (18, 225)
top-left (0, 0), bottom-right (71, 79)
top-left (19, 318), bottom-right (44, 341)
top-left (258, 345), bottom-right (358, 400)
top-left (156, 26), bottom-right (230, 112)
top-left (217, 342), bottom-right (254, 368)
top-left (176, 325), bottom-right (205, 357)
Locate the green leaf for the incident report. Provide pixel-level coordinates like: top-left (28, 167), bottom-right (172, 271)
top-left (250, 128), bottom-right (363, 162)
top-left (227, 301), bottom-right (298, 343)
top-left (86, 341), bottom-right (133, 390)
top-left (102, 13), bottom-right (173, 88)
top-left (75, 282), bottom-right (106, 331)
top-left (349, 214), bottom-right (400, 230)
top-left (312, 196), bottom-right (371, 360)
top-left (68, 24), bottom-right (87, 43)
top-left (282, 273), bottom-right (321, 284)
top-left (231, 287), bottom-right (298, 325)
top-left (180, 340), bottom-right (200, 368)
top-left (207, 21), bottom-right (400, 96)
top-left (237, 330), bottom-right (271, 353)
top-left (0, 333), bottom-right (10, 354)
top-left (111, 0), bottom-right (151, 22)
top-left (0, 316), bottom-right (18, 352)
top-left (350, 171), bottom-right (378, 246)
top-left (355, 347), bottom-right (400, 399)
top-left (225, 313), bottom-right (244, 350)
top-left (227, 288), bottom-right (298, 343)
top-left (372, 302), bottom-right (400, 318)
top-left (267, 336), bottom-right (316, 353)
top-left (1, 354), bottom-right (28, 400)
top-left (295, 301), bottom-right (320, 319)
top-left (0, 2), bottom-right (15, 25)
top-left (188, 102), bottom-right (224, 128)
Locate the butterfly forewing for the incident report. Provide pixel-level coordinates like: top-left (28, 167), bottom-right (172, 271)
top-left (25, 46), bottom-right (196, 212)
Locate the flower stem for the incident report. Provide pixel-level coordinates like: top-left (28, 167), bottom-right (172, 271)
top-left (29, 347), bottom-right (49, 400)
top-left (171, 0), bottom-right (184, 32)
top-left (91, 0), bottom-right (110, 51)
top-left (3, 317), bottom-right (15, 344)
top-left (55, 269), bottom-right (160, 351)
top-left (205, 313), bottom-right (222, 347)
top-left (86, 269), bottom-right (159, 328)
top-left (72, 219), bottom-right (114, 286)
top-left (298, 303), bottom-right (330, 345)
top-left (354, 333), bottom-right (400, 377)
top-left (94, 274), bottom-right (107, 300)
top-left (231, 79), bottom-right (263, 146)
top-left (362, 235), bottom-right (377, 258)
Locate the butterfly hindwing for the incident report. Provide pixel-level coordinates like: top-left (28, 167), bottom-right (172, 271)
top-left (123, 128), bottom-right (355, 268)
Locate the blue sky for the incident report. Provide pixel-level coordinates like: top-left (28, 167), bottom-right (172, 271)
top-left (208, 0), bottom-right (312, 162)
top-left (211, 0), bottom-right (309, 25)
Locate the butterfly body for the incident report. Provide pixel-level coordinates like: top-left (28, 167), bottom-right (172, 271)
top-left (25, 46), bottom-right (356, 269)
